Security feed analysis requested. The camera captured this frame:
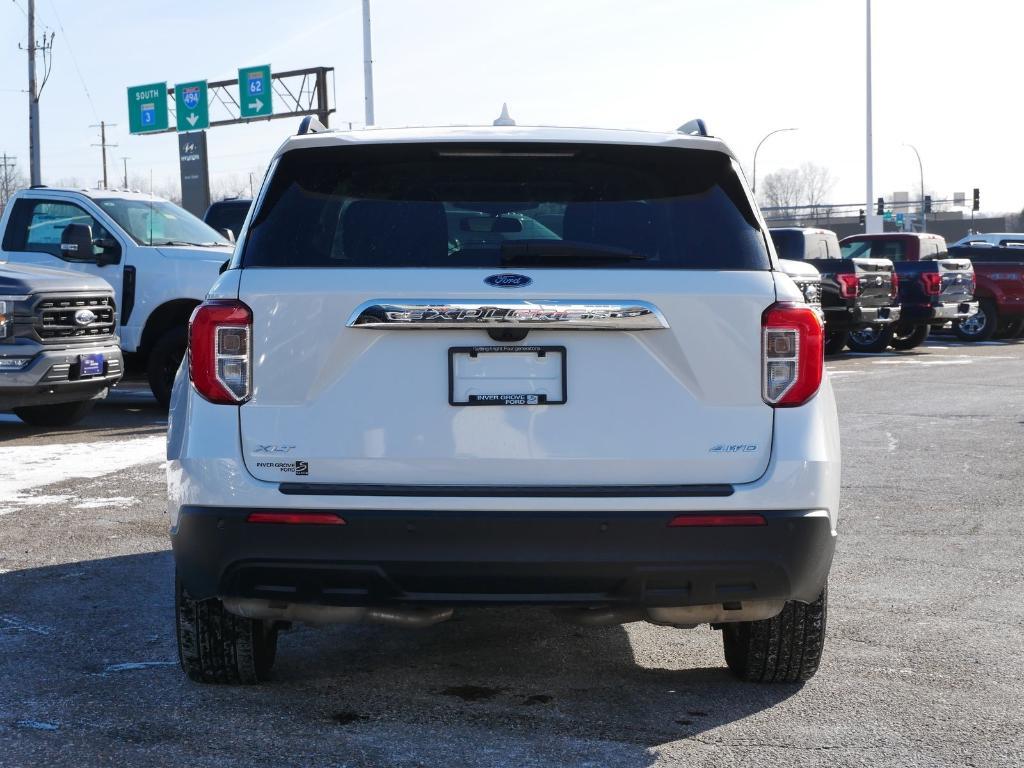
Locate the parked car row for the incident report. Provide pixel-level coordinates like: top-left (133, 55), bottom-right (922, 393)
top-left (769, 227), bottom-right (1024, 354)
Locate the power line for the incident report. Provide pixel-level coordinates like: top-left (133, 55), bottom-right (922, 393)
top-left (45, 0), bottom-right (98, 120)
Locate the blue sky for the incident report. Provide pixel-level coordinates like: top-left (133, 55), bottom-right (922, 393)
top-left (1, 0), bottom-right (1021, 211)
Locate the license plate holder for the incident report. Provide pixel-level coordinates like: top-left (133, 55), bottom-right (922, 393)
top-left (78, 353), bottom-right (104, 378)
top-left (448, 346), bottom-right (566, 406)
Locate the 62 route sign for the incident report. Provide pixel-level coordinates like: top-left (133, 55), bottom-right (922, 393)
top-left (175, 80), bottom-right (209, 132)
top-left (127, 82), bottom-right (169, 134)
top-left (239, 65), bottom-right (273, 118)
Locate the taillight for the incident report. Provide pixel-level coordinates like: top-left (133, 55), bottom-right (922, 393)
top-left (890, 271), bottom-right (899, 298)
top-left (189, 300), bottom-right (252, 404)
top-left (921, 272), bottom-right (943, 296)
top-left (762, 302), bottom-right (823, 407)
top-left (838, 273), bottom-right (860, 299)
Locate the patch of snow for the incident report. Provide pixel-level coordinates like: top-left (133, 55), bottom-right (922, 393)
top-left (0, 435), bottom-right (164, 512)
top-left (0, 615), bottom-right (52, 635)
top-left (73, 496), bottom-right (139, 510)
top-left (15, 720), bottom-right (59, 731)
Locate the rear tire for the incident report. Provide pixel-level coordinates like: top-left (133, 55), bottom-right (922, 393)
top-left (147, 327), bottom-right (187, 409)
top-left (175, 576), bottom-right (278, 684)
top-left (954, 299), bottom-right (997, 342)
top-left (845, 325), bottom-right (893, 353)
top-left (722, 586), bottom-right (827, 683)
top-left (823, 328), bottom-right (847, 355)
top-left (890, 323), bottom-right (929, 350)
top-left (13, 399), bottom-right (96, 426)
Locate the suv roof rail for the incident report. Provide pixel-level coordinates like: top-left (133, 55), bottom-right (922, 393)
top-left (297, 116), bottom-right (328, 136)
top-left (677, 118), bottom-right (709, 137)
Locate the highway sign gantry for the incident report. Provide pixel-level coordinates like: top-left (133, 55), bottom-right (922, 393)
top-left (238, 65), bottom-right (273, 119)
top-left (127, 82), bottom-right (169, 134)
top-left (175, 80), bottom-right (209, 132)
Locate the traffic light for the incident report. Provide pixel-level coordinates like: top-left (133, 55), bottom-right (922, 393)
top-left (924, 195), bottom-right (932, 214)
top-left (876, 197), bottom-right (884, 215)
top-left (973, 188), bottom-right (980, 212)
top-left (859, 209), bottom-right (865, 225)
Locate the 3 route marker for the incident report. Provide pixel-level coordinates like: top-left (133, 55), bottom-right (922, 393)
top-left (127, 82), bottom-right (169, 134)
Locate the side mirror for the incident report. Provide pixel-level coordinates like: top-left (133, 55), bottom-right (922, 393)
top-left (95, 237), bottom-right (122, 266)
top-left (59, 223), bottom-right (94, 262)
top-left (218, 228), bottom-right (235, 243)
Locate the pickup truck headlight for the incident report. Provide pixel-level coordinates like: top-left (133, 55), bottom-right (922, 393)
top-left (0, 296), bottom-right (28, 341)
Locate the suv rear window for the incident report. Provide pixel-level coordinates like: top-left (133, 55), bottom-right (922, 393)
top-left (241, 143), bottom-right (768, 270)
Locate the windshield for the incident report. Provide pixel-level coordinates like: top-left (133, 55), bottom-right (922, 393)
top-left (242, 143), bottom-right (768, 270)
top-left (97, 198), bottom-right (230, 247)
top-left (841, 239), bottom-right (906, 261)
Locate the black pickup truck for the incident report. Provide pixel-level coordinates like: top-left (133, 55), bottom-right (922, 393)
top-left (840, 234), bottom-right (977, 350)
top-left (1, 263), bottom-right (123, 425)
top-left (770, 227), bottom-right (900, 353)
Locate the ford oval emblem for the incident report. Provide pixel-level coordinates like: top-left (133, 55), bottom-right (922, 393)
top-left (74, 309), bottom-right (97, 326)
top-left (484, 273), bottom-right (532, 288)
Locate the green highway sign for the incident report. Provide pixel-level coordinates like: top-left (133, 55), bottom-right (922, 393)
top-left (175, 80), bottom-right (209, 132)
top-left (238, 65), bottom-right (273, 118)
top-left (127, 82), bottom-right (169, 134)
top-left (883, 210), bottom-right (893, 221)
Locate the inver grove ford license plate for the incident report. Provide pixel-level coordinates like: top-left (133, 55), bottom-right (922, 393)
top-left (448, 346), bottom-right (566, 406)
top-left (79, 353), bottom-right (104, 377)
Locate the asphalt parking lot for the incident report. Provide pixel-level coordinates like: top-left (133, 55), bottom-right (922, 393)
top-left (1, 338), bottom-right (1022, 768)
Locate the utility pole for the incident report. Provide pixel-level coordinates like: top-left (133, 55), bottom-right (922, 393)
top-left (24, 0), bottom-right (54, 187)
top-left (26, 0), bottom-right (40, 186)
top-left (120, 156), bottom-right (130, 189)
top-left (90, 121), bottom-right (118, 190)
top-left (362, 0), bottom-right (375, 126)
top-left (865, 0), bottom-right (882, 233)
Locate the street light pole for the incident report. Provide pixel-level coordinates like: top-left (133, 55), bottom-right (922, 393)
top-left (903, 143), bottom-right (925, 233)
top-left (752, 127), bottom-right (797, 196)
top-left (362, 0), bottom-right (375, 126)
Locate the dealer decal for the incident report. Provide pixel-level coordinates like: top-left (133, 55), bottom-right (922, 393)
top-left (255, 460), bottom-right (309, 476)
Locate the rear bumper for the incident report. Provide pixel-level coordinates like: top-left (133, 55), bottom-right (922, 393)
top-left (0, 344), bottom-right (123, 409)
top-left (172, 506), bottom-right (835, 607)
top-left (902, 300), bottom-right (977, 324)
top-left (825, 303), bottom-right (900, 330)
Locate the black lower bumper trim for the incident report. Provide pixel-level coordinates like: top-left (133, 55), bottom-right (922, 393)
top-left (278, 482), bottom-right (735, 498)
top-left (172, 507), bottom-right (835, 608)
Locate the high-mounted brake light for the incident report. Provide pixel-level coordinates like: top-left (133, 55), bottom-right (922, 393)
top-left (838, 273), bottom-right (860, 299)
top-left (921, 272), bottom-right (943, 296)
top-left (890, 271), bottom-right (900, 299)
top-left (762, 302), bottom-right (823, 407)
top-left (189, 300), bottom-right (253, 404)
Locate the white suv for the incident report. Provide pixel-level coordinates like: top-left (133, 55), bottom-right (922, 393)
top-left (168, 121), bottom-right (840, 685)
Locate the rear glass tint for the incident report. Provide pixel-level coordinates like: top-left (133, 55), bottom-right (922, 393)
top-left (842, 239), bottom-right (907, 261)
top-left (241, 143), bottom-right (768, 270)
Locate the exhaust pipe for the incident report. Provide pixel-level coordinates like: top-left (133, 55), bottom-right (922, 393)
top-left (223, 598), bottom-right (454, 628)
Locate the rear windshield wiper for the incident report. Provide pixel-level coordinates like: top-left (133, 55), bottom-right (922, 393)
top-left (500, 240), bottom-right (647, 265)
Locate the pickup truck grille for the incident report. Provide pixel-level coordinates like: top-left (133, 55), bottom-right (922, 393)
top-left (36, 295), bottom-right (116, 343)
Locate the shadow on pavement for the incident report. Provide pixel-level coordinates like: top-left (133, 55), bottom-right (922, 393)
top-left (0, 552), bottom-right (802, 766)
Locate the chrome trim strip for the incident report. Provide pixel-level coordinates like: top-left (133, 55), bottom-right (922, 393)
top-left (346, 299), bottom-right (669, 330)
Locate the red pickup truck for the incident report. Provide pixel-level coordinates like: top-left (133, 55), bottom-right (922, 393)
top-left (946, 245), bottom-right (1024, 340)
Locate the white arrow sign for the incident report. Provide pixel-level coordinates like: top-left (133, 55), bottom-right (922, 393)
top-left (186, 113), bottom-right (199, 127)
top-left (248, 97), bottom-right (264, 113)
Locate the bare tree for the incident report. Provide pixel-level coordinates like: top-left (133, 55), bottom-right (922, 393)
top-left (759, 162), bottom-right (837, 222)
top-left (0, 159), bottom-right (28, 212)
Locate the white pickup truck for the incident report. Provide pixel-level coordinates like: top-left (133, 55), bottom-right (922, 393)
top-left (0, 188), bottom-right (233, 406)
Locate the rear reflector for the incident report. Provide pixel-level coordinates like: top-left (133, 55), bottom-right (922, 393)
top-left (246, 512), bottom-right (347, 525)
top-left (668, 514), bottom-right (767, 527)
